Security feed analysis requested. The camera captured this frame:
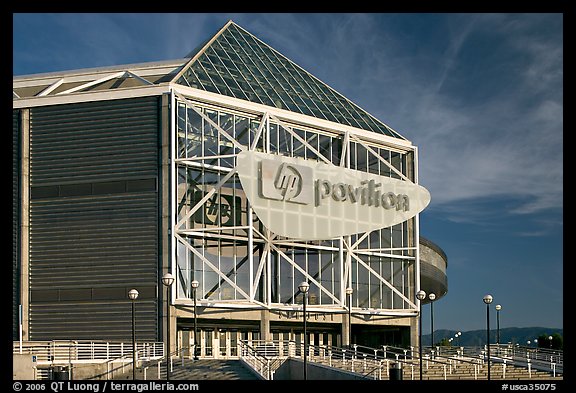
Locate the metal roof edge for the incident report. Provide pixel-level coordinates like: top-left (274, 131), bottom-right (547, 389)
top-left (13, 58), bottom-right (189, 81)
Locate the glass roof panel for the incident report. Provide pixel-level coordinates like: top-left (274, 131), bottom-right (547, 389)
top-left (175, 21), bottom-right (405, 140)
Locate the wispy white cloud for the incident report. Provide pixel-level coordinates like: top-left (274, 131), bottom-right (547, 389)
top-left (323, 14), bottom-right (564, 220)
top-left (433, 15), bottom-right (480, 95)
top-left (242, 13), bottom-right (563, 221)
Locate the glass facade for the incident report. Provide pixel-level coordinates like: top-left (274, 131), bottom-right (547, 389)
top-left (176, 22), bottom-right (404, 139)
top-left (174, 99), bottom-right (417, 314)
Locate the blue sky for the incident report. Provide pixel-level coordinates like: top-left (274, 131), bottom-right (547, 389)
top-left (13, 13), bottom-right (563, 332)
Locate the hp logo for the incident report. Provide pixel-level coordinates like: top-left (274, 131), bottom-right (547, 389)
top-left (260, 159), bottom-right (313, 205)
top-left (275, 164), bottom-right (303, 202)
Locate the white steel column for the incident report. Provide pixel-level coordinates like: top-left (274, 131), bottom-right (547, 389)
top-left (339, 237), bottom-right (345, 307)
top-left (248, 205), bottom-right (254, 300)
top-left (413, 146), bottom-right (422, 305)
top-left (20, 108), bottom-right (30, 341)
top-left (169, 90), bottom-right (177, 297)
top-left (266, 230), bottom-right (272, 305)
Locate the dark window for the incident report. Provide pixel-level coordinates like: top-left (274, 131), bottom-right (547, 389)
top-left (136, 286), bottom-right (157, 300)
top-left (93, 181), bottom-right (126, 195)
top-left (30, 290), bottom-right (59, 302)
top-left (126, 178), bottom-right (156, 192)
top-left (59, 288), bottom-right (92, 301)
top-left (30, 178), bottom-right (156, 199)
top-left (31, 185), bottom-right (59, 199)
top-left (60, 183), bottom-right (92, 197)
top-left (92, 287), bottom-right (128, 301)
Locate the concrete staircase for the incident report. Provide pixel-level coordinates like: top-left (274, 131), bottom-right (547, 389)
top-left (117, 358), bottom-right (261, 380)
top-left (309, 357), bottom-right (563, 380)
top-left (113, 355), bottom-right (562, 381)
top-left (412, 360), bottom-right (562, 380)
top-left (166, 359), bottom-right (261, 380)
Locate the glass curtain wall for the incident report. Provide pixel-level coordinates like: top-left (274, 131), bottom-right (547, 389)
top-left (174, 98), bottom-right (416, 312)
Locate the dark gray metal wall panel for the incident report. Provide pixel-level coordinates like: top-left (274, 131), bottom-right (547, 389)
top-left (30, 98), bottom-right (159, 184)
top-left (13, 110), bottom-right (20, 340)
top-left (28, 97), bottom-right (161, 341)
top-left (29, 301), bottom-right (158, 341)
top-left (29, 194), bottom-right (158, 287)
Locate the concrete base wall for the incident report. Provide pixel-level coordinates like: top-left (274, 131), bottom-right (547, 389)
top-left (13, 354), bottom-right (35, 380)
top-left (71, 363), bottom-right (109, 380)
top-left (273, 358), bottom-right (369, 380)
top-left (12, 356), bottom-right (131, 380)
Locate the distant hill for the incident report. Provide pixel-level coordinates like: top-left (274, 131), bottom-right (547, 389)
top-left (422, 327), bottom-right (563, 347)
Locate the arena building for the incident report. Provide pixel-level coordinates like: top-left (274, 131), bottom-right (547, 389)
top-left (13, 21), bottom-right (448, 358)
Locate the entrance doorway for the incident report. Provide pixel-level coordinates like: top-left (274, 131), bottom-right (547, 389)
top-left (177, 327), bottom-right (260, 359)
top-left (177, 319), bottom-right (342, 359)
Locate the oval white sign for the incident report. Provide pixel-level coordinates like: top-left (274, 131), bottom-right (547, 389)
top-left (236, 151), bottom-right (431, 240)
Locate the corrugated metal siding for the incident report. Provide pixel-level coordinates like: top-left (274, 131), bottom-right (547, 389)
top-left (29, 301), bottom-right (158, 341)
top-left (13, 110), bottom-right (20, 340)
top-left (28, 97), bottom-right (160, 341)
top-left (29, 99), bottom-right (159, 184)
top-left (29, 194), bottom-right (158, 286)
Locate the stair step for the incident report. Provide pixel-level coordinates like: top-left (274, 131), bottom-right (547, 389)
top-left (308, 358), bottom-right (562, 381)
top-left (117, 358), bottom-right (260, 380)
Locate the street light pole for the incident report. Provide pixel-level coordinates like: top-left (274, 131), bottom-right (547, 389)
top-left (416, 290), bottom-right (426, 380)
top-left (162, 273), bottom-right (175, 380)
top-left (345, 287), bottom-right (353, 348)
top-left (428, 293), bottom-right (436, 349)
top-left (299, 282), bottom-right (310, 380)
top-left (191, 280), bottom-right (199, 360)
top-left (128, 289), bottom-right (139, 381)
top-left (483, 294), bottom-right (493, 380)
top-left (495, 305), bottom-right (502, 346)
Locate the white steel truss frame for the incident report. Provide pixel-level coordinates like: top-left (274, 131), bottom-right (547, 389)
top-left (14, 70), bottom-right (157, 99)
top-left (172, 94), bottom-right (421, 316)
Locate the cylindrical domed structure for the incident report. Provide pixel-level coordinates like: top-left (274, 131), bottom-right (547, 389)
top-left (419, 236), bottom-right (448, 304)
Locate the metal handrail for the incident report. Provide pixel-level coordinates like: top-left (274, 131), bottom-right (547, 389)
top-left (436, 345), bottom-right (562, 378)
top-left (238, 340), bottom-right (277, 379)
top-left (15, 340), bottom-right (164, 380)
top-left (419, 347), bottom-right (485, 379)
top-left (236, 341), bottom-right (440, 380)
top-left (320, 344), bottom-right (486, 380)
top-left (506, 345), bottom-right (563, 367)
top-left (13, 340), bottom-right (164, 365)
top-left (511, 347), bottom-right (563, 377)
top-left (292, 342), bottom-right (418, 380)
top-left (138, 346), bottom-right (191, 380)
top-left (457, 344), bottom-right (563, 365)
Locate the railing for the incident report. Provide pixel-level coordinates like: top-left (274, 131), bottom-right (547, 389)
top-left (418, 346), bottom-right (486, 380)
top-left (504, 345), bottom-right (563, 369)
top-left (501, 345), bottom-right (562, 377)
top-left (438, 345), bottom-right (563, 378)
top-left (237, 340), bottom-right (427, 380)
top-left (291, 343), bottom-right (488, 380)
top-left (325, 345), bottom-right (414, 379)
top-left (238, 340), bottom-right (287, 379)
top-left (138, 347), bottom-right (186, 380)
top-left (360, 344), bottom-right (484, 380)
top-left (364, 343), bottom-right (568, 381)
top-left (14, 340), bottom-right (165, 380)
top-left (102, 353), bottom-right (138, 380)
top-left (14, 340), bottom-right (164, 365)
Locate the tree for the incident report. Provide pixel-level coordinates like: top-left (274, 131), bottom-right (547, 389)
top-left (438, 338), bottom-right (451, 347)
top-left (537, 333), bottom-right (563, 350)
